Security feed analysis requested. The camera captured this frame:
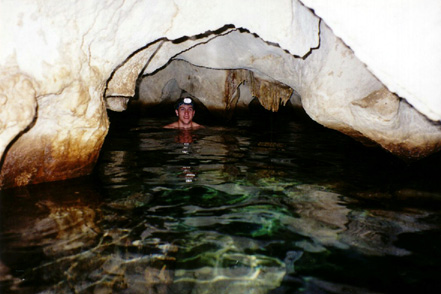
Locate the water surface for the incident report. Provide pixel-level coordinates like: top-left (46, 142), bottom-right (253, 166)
top-left (1, 113), bottom-right (441, 294)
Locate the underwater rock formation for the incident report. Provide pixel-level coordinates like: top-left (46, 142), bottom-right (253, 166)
top-left (0, 0), bottom-right (440, 188)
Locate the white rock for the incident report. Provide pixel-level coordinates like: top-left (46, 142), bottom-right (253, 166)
top-left (300, 0), bottom-right (441, 121)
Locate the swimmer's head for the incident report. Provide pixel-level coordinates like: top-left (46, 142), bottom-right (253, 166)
top-left (175, 97), bottom-right (194, 109)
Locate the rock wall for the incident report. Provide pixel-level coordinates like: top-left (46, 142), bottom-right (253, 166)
top-left (1, 0), bottom-right (440, 188)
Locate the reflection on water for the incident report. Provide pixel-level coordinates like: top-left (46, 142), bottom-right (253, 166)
top-left (1, 114), bottom-right (441, 293)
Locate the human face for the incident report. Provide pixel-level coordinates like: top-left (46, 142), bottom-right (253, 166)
top-left (175, 104), bottom-right (195, 126)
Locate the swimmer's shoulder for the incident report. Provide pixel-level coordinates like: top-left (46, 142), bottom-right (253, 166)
top-left (163, 122), bottom-right (204, 129)
top-left (163, 122), bottom-right (179, 129)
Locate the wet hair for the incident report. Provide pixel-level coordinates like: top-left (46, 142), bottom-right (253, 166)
top-left (175, 97), bottom-right (194, 109)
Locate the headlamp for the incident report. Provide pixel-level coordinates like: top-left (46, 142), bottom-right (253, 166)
top-left (176, 97), bottom-right (194, 109)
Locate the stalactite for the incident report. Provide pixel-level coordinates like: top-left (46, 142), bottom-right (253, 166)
top-left (224, 69), bottom-right (293, 113)
top-left (250, 75), bottom-right (293, 112)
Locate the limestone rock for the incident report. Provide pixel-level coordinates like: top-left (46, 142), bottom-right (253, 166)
top-left (0, 72), bottom-right (37, 164)
top-left (0, 80), bottom-right (109, 187)
top-left (300, 0), bottom-right (441, 121)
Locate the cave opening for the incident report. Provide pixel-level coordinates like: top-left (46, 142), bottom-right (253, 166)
top-left (104, 25), bottom-right (309, 125)
top-left (3, 21), bottom-right (441, 294)
top-left (2, 2), bottom-right (441, 292)
top-left (101, 23), bottom-right (441, 199)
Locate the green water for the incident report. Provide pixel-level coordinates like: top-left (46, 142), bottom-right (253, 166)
top-left (1, 112), bottom-right (441, 294)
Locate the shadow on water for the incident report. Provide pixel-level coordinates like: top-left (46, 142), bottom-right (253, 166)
top-left (1, 109), bottom-right (441, 294)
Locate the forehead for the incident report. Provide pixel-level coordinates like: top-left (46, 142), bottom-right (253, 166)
top-left (178, 104), bottom-right (194, 110)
